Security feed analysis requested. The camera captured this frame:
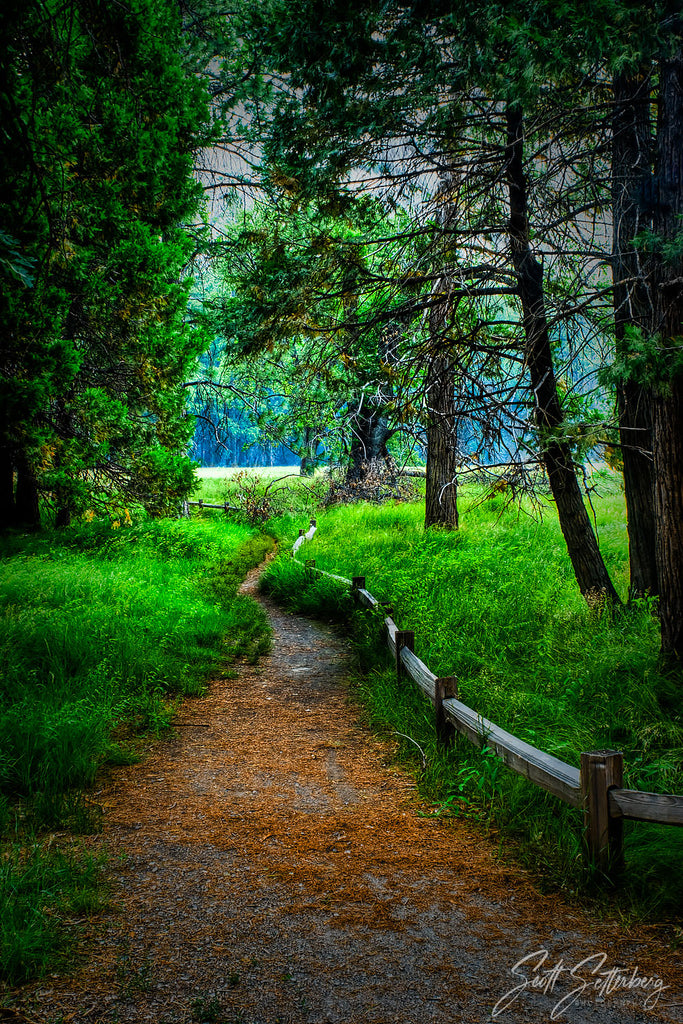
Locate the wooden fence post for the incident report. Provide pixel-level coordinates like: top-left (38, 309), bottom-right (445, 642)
top-left (435, 676), bottom-right (458, 745)
top-left (310, 518), bottom-right (317, 528)
top-left (351, 576), bottom-right (365, 603)
top-left (581, 749), bottom-right (624, 874)
top-left (395, 630), bottom-right (415, 680)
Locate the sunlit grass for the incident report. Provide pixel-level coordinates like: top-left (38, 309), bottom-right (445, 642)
top-left (0, 518), bottom-right (271, 807)
top-left (192, 466), bottom-right (328, 524)
top-left (195, 464), bottom-right (301, 479)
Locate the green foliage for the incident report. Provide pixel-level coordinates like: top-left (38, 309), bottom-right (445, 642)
top-left (265, 489), bottom-right (683, 914)
top-left (221, 0), bottom-right (642, 489)
top-left (601, 324), bottom-right (683, 392)
top-left (0, 230), bottom-right (35, 289)
top-left (205, 199), bottom-right (428, 475)
top-left (634, 223), bottom-right (683, 263)
top-left (261, 554), bottom-right (353, 619)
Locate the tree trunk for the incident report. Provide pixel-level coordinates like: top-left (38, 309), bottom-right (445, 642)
top-left (425, 281), bottom-right (458, 528)
top-left (14, 451), bottom-right (40, 529)
top-left (652, 383), bottom-right (683, 658)
top-left (505, 106), bottom-right (620, 604)
top-left (55, 505), bottom-right (72, 528)
top-left (300, 426), bottom-right (316, 476)
top-left (425, 352), bottom-right (458, 528)
top-left (0, 447), bottom-right (15, 528)
top-left (651, 45), bottom-right (683, 659)
top-left (346, 410), bottom-right (392, 484)
top-left (612, 69), bottom-right (658, 598)
top-left (346, 326), bottom-right (399, 488)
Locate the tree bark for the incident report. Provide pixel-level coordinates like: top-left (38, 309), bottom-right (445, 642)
top-left (55, 505), bottom-right (72, 528)
top-left (612, 69), bottom-right (658, 598)
top-left (14, 450), bottom-right (40, 529)
top-left (651, 44), bottom-right (683, 659)
top-left (0, 446), bottom-right (15, 528)
top-left (345, 326), bottom-right (399, 488)
top-left (425, 281), bottom-right (458, 528)
top-left (346, 410), bottom-right (392, 484)
top-left (300, 425), bottom-right (316, 476)
top-left (425, 350), bottom-right (458, 528)
top-left (652, 383), bottom-right (683, 658)
top-left (505, 106), bottom-right (619, 604)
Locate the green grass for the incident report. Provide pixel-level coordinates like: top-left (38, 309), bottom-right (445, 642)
top-left (0, 514), bottom-right (273, 984)
top-left (0, 841), bottom-right (107, 985)
top-left (261, 478), bottom-right (683, 918)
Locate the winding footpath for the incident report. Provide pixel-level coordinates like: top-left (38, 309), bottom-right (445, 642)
top-left (15, 565), bottom-right (681, 1024)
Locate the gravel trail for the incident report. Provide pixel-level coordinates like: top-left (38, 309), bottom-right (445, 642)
top-left (15, 564), bottom-right (681, 1024)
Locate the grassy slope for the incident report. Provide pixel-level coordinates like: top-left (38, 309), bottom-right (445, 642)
top-left (262, 481), bottom-right (683, 918)
top-left (0, 515), bottom-right (272, 984)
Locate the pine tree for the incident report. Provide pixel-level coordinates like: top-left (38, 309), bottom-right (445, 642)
top-left (0, 0), bottom-right (217, 526)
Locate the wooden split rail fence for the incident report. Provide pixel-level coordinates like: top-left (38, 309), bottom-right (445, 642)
top-left (292, 519), bottom-right (683, 877)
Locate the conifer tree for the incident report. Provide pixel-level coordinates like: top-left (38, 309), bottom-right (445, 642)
top-left (0, 0), bottom-right (216, 526)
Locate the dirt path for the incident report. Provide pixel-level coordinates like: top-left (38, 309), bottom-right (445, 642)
top-left (16, 565), bottom-right (681, 1024)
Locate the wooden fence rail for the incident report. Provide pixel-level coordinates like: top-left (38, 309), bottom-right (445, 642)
top-left (292, 519), bottom-right (683, 876)
top-left (186, 500), bottom-right (240, 512)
